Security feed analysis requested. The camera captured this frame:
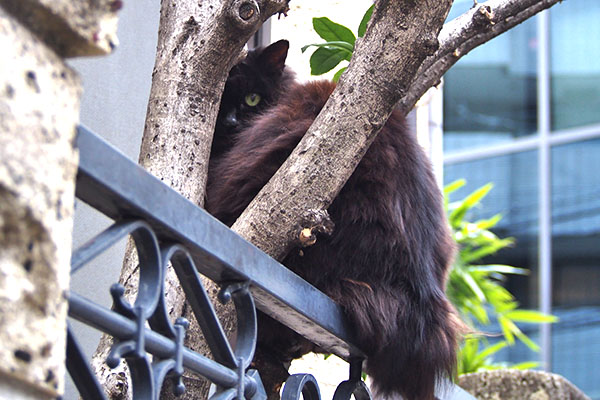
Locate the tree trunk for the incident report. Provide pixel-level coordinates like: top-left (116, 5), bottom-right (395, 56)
top-left (90, 1), bottom-right (290, 398)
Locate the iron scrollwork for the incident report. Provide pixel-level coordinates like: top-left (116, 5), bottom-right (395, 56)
top-left (68, 126), bottom-right (474, 400)
top-left (68, 218), bottom-right (373, 400)
top-left (281, 359), bottom-right (372, 400)
top-left (67, 220), bottom-right (264, 399)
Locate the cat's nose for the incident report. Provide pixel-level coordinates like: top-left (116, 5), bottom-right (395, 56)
top-left (224, 109), bottom-right (238, 127)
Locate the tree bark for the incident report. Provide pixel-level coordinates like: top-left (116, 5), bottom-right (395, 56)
top-left (232, 0), bottom-right (563, 258)
top-left (231, 0), bottom-right (455, 259)
top-left (397, 0), bottom-right (563, 115)
top-left (90, 1), bottom-right (290, 398)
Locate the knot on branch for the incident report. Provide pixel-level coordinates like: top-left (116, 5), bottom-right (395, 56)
top-left (297, 209), bottom-right (334, 248)
top-left (227, 0), bottom-right (260, 30)
top-left (423, 34), bottom-right (439, 56)
top-left (473, 5), bottom-right (495, 27)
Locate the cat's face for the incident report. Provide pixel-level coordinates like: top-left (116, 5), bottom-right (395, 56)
top-left (215, 40), bottom-right (290, 137)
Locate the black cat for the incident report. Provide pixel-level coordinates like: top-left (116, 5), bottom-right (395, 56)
top-left (206, 40), bottom-right (464, 400)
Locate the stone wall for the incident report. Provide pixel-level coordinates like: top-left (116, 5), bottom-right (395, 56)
top-left (459, 370), bottom-right (591, 400)
top-left (0, 1), bottom-right (119, 398)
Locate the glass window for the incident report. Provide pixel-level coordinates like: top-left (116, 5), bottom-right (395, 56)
top-left (443, 16), bottom-right (538, 153)
top-left (550, 1), bottom-right (600, 131)
top-left (551, 139), bottom-right (600, 398)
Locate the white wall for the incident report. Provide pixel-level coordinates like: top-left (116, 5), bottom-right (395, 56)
top-left (65, 2), bottom-right (160, 398)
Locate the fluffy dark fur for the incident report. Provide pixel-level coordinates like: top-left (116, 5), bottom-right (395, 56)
top-left (207, 40), bottom-right (464, 400)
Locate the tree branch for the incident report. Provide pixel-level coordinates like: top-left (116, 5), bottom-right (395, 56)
top-left (397, 0), bottom-right (563, 114)
top-left (231, 0), bottom-right (454, 259)
top-left (140, 0), bottom-right (289, 203)
top-left (231, 0), bottom-right (562, 260)
top-left (91, 1), bottom-right (290, 398)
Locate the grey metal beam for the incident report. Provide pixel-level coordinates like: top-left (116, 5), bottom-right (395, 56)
top-left (74, 125), bottom-right (362, 360)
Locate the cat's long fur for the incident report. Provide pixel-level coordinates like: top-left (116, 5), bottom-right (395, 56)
top-left (206, 40), bottom-right (464, 400)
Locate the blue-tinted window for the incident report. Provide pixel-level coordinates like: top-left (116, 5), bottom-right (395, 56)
top-left (551, 139), bottom-right (600, 398)
top-left (443, 12), bottom-right (538, 153)
top-left (551, 1), bottom-right (600, 131)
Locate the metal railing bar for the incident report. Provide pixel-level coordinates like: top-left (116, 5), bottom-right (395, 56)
top-left (66, 325), bottom-right (108, 400)
top-left (74, 126), bottom-right (362, 359)
top-left (67, 292), bottom-right (260, 392)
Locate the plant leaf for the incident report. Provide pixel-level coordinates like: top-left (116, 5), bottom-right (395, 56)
top-left (474, 214), bottom-right (503, 230)
top-left (514, 329), bottom-right (540, 351)
top-left (444, 179), bottom-right (466, 197)
top-left (358, 4), bottom-right (375, 37)
top-left (333, 67), bottom-right (347, 82)
top-left (461, 238), bottom-right (514, 264)
top-left (497, 315), bottom-right (518, 345)
top-left (313, 17), bottom-right (356, 44)
top-left (504, 310), bottom-right (559, 323)
top-left (449, 183), bottom-right (493, 226)
top-left (301, 41), bottom-right (355, 54)
top-left (476, 340), bottom-right (508, 361)
top-left (471, 264), bottom-right (530, 276)
top-left (459, 269), bottom-right (486, 302)
top-left (310, 47), bottom-right (348, 75)
top-left (512, 361), bottom-right (541, 370)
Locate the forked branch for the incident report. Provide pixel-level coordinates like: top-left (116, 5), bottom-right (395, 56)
top-left (397, 0), bottom-right (563, 114)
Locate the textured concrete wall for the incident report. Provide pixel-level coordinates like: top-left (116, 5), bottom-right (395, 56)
top-left (0, 8), bottom-right (80, 397)
top-left (0, 0), bottom-right (119, 57)
top-left (0, 0), bottom-right (119, 398)
top-left (459, 370), bottom-right (591, 400)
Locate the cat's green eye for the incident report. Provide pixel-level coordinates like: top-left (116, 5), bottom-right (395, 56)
top-left (245, 93), bottom-right (261, 107)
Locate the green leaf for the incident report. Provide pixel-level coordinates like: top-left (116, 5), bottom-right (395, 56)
top-left (474, 214), bottom-right (503, 230)
top-left (515, 329), bottom-right (540, 351)
top-left (444, 179), bottom-right (466, 197)
top-left (482, 284), bottom-right (516, 310)
top-left (333, 67), bottom-right (347, 82)
top-left (358, 4), bottom-right (375, 37)
top-left (504, 309), bottom-right (559, 323)
top-left (470, 264), bottom-right (530, 276)
top-left (461, 238), bottom-right (514, 264)
top-left (476, 340), bottom-right (508, 361)
top-left (468, 302), bottom-right (490, 324)
top-left (449, 183), bottom-right (493, 226)
top-left (459, 269), bottom-right (486, 302)
top-left (511, 361), bottom-right (540, 370)
top-left (498, 315), bottom-right (518, 345)
top-left (313, 17), bottom-right (356, 44)
top-left (310, 47), bottom-right (348, 75)
top-left (301, 41), bottom-right (355, 54)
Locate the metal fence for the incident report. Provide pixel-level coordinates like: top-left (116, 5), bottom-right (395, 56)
top-left (66, 126), bottom-right (474, 400)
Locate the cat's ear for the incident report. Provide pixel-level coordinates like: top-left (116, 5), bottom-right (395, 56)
top-left (259, 40), bottom-right (289, 75)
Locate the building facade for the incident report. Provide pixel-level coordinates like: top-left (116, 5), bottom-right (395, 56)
top-left (443, 1), bottom-right (600, 398)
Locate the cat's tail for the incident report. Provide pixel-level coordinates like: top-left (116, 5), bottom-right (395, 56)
top-left (337, 281), bottom-right (464, 400)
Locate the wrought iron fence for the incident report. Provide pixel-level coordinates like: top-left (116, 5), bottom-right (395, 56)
top-left (67, 126), bottom-right (475, 400)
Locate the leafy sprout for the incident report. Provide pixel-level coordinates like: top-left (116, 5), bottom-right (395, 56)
top-left (302, 5), bottom-right (373, 80)
top-left (445, 180), bottom-right (557, 373)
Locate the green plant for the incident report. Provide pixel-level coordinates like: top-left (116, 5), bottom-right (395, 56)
top-left (445, 179), bottom-right (557, 374)
top-left (301, 5), bottom-right (373, 81)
